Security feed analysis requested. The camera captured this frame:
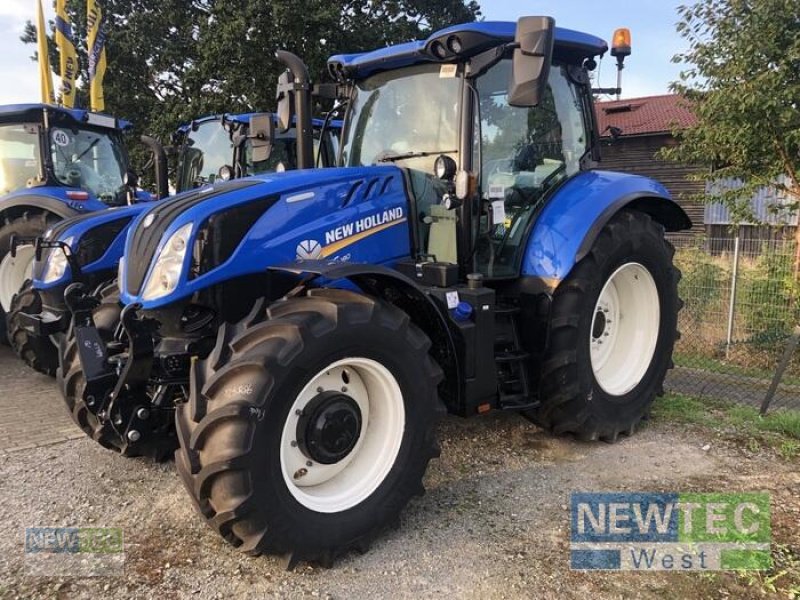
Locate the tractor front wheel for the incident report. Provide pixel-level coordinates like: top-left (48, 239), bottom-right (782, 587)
top-left (0, 212), bottom-right (57, 344)
top-left (7, 280), bottom-right (59, 376)
top-left (175, 289), bottom-right (444, 566)
top-left (529, 210), bottom-right (681, 441)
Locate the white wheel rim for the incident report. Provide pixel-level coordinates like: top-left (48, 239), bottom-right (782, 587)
top-left (0, 245), bottom-right (35, 312)
top-left (590, 262), bottom-right (660, 396)
top-left (280, 357), bottom-right (405, 513)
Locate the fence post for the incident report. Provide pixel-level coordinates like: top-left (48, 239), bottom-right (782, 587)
top-left (760, 325), bottom-right (800, 415)
top-left (725, 234), bottom-right (741, 360)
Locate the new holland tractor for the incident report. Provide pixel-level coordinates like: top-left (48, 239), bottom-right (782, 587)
top-left (10, 112), bottom-right (341, 376)
top-left (0, 103), bottom-right (166, 341)
top-left (58, 19), bottom-right (690, 565)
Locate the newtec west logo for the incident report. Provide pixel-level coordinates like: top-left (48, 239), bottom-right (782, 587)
top-left (570, 492), bottom-right (771, 571)
top-left (25, 527), bottom-right (123, 554)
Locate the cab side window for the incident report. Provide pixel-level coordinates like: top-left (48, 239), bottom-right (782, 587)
top-left (475, 61), bottom-right (588, 277)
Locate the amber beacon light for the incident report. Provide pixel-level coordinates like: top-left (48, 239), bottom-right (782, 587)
top-left (611, 28), bottom-right (632, 60)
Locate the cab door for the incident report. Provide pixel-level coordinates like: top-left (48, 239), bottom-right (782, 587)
top-left (472, 59), bottom-right (592, 278)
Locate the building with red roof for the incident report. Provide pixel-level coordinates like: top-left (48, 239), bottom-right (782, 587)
top-left (596, 94), bottom-right (705, 232)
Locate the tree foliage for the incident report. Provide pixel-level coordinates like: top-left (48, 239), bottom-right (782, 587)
top-left (663, 0), bottom-right (800, 224)
top-left (22, 0), bottom-right (481, 167)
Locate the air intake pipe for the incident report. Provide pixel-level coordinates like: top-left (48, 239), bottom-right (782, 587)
top-left (275, 50), bottom-right (314, 170)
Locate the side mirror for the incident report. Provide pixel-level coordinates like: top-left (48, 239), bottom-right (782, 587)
top-left (124, 170), bottom-right (139, 189)
top-left (509, 16), bottom-right (555, 107)
top-left (249, 113), bottom-right (275, 164)
top-left (276, 70), bottom-right (293, 133)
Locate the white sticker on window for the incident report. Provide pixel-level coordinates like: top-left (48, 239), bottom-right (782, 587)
top-left (488, 184), bottom-right (505, 199)
top-left (52, 130), bottom-right (70, 147)
top-left (439, 64), bottom-right (458, 79)
top-left (445, 291), bottom-right (460, 309)
top-left (492, 200), bottom-right (506, 226)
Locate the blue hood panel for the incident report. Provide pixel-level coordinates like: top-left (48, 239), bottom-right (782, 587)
top-left (32, 203), bottom-right (152, 290)
top-left (122, 167), bottom-right (414, 308)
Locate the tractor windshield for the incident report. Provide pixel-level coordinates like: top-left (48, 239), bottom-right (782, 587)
top-left (49, 127), bottom-right (128, 204)
top-left (341, 63), bottom-right (462, 173)
top-left (0, 123), bottom-right (42, 196)
top-left (176, 119), bottom-right (233, 191)
top-left (245, 127), bottom-right (339, 173)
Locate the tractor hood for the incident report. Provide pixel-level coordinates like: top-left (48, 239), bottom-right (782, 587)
top-left (121, 167), bottom-right (414, 308)
top-left (33, 202), bottom-right (151, 289)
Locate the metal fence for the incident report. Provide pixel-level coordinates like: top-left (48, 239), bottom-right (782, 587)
top-left (664, 232), bottom-right (800, 412)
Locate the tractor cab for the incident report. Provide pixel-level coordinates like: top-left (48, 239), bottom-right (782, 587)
top-left (0, 104), bottom-right (134, 206)
top-left (172, 113), bottom-right (341, 191)
top-left (331, 19), bottom-right (603, 279)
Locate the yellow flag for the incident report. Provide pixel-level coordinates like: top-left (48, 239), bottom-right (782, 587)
top-left (87, 0), bottom-right (107, 112)
top-left (36, 0), bottom-right (55, 104)
top-left (55, 0), bottom-right (79, 108)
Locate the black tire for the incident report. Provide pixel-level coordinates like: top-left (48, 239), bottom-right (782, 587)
top-left (528, 210), bottom-right (681, 442)
top-left (7, 279), bottom-right (59, 376)
top-left (175, 288), bottom-right (444, 566)
top-left (0, 212), bottom-right (58, 344)
top-left (57, 280), bottom-right (175, 461)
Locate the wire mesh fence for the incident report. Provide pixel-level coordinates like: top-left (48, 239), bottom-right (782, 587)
top-left (665, 231), bottom-right (800, 412)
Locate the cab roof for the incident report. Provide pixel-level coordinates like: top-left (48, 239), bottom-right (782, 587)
top-left (328, 21), bottom-right (608, 80)
top-left (0, 103), bottom-right (131, 130)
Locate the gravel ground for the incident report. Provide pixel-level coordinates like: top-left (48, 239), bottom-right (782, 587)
top-left (0, 409), bottom-right (798, 599)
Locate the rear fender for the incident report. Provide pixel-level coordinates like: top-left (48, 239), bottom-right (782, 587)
top-left (521, 170), bottom-right (691, 284)
top-left (0, 189), bottom-right (107, 220)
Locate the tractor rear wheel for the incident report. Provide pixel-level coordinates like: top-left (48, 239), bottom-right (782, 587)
top-left (7, 279), bottom-right (59, 376)
top-left (57, 281), bottom-right (176, 461)
top-left (0, 212), bottom-right (58, 344)
top-left (174, 289), bottom-right (444, 566)
top-left (528, 210), bottom-right (681, 441)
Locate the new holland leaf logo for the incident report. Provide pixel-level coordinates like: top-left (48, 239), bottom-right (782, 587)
top-left (296, 240), bottom-right (322, 260)
top-left (295, 207), bottom-right (406, 261)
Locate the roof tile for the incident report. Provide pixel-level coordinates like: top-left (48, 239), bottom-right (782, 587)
top-left (596, 94), bottom-right (697, 137)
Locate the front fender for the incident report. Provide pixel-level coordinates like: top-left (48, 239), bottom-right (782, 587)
top-left (521, 170), bottom-right (691, 281)
top-left (0, 188), bottom-right (108, 218)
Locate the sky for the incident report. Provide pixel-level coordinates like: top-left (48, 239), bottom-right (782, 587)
top-left (0, 0), bottom-right (688, 105)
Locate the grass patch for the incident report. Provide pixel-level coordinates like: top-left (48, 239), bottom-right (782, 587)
top-left (674, 352), bottom-right (800, 387)
top-left (653, 393), bottom-right (800, 459)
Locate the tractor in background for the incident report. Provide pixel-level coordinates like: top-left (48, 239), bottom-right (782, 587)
top-left (0, 104), bottom-right (167, 341)
top-left (58, 19), bottom-right (689, 566)
top-left (9, 112), bottom-right (342, 376)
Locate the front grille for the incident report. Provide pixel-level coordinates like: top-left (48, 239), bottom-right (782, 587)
top-left (76, 216), bottom-right (133, 267)
top-left (191, 196), bottom-right (275, 279)
top-left (33, 212), bottom-right (100, 280)
top-left (126, 179), bottom-right (262, 295)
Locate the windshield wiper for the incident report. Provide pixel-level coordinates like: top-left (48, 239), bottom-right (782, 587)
top-left (73, 137), bottom-right (100, 163)
top-left (376, 150), bottom-right (458, 163)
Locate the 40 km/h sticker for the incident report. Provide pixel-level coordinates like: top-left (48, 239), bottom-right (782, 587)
top-left (52, 130), bottom-right (71, 147)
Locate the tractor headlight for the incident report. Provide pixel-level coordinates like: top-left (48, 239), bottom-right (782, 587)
top-left (41, 237), bottom-right (74, 284)
top-left (141, 223), bottom-right (193, 301)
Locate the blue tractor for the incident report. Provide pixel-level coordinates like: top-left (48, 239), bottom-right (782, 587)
top-left (59, 19), bottom-right (690, 564)
top-left (172, 112), bottom-right (341, 190)
top-left (11, 112), bottom-right (342, 375)
top-left (0, 104), bottom-right (167, 339)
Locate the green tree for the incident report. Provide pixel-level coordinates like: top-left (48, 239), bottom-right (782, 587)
top-left (22, 1), bottom-right (481, 156)
top-left (663, 0), bottom-right (800, 240)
